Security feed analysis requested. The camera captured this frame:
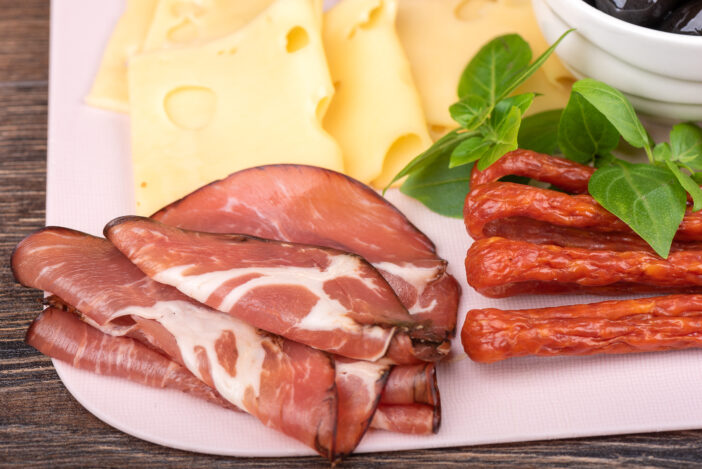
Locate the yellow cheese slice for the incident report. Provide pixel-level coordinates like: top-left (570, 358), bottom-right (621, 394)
top-left (397, 0), bottom-right (575, 133)
top-left (85, 0), bottom-right (159, 112)
top-left (322, 0), bottom-right (432, 187)
top-left (128, 0), bottom-right (343, 215)
top-left (141, 0), bottom-right (277, 52)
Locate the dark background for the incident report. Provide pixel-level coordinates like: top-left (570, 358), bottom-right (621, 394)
top-left (3, 1), bottom-right (702, 466)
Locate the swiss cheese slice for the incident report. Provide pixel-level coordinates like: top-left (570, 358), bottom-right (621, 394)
top-left (85, 0), bottom-right (158, 112)
top-left (397, 0), bottom-right (575, 134)
top-left (141, 0), bottom-right (277, 52)
top-left (322, 0), bottom-right (431, 187)
top-left (128, 0), bottom-right (343, 216)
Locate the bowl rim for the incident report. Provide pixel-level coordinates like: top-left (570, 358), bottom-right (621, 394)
top-left (550, 0), bottom-right (702, 47)
top-left (534, 0), bottom-right (702, 103)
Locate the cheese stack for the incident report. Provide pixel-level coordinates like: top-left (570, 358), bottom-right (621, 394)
top-left (128, 0), bottom-right (343, 215)
top-left (86, 0), bottom-right (574, 215)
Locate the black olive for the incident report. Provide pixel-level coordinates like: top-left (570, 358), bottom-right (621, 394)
top-left (593, 0), bottom-right (686, 26)
top-left (659, 0), bottom-right (702, 34)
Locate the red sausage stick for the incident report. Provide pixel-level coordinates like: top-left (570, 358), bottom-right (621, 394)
top-left (463, 294), bottom-right (702, 363)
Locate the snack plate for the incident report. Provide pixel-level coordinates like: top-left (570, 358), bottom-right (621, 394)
top-left (46, 0), bottom-right (702, 457)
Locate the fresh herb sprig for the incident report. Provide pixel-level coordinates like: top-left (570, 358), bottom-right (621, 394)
top-left (388, 31), bottom-right (702, 259)
top-left (521, 81), bottom-right (702, 258)
top-left (385, 31), bottom-right (574, 204)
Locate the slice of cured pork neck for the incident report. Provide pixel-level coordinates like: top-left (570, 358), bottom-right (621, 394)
top-left (27, 306), bottom-right (237, 411)
top-left (104, 216), bottom-right (429, 364)
top-left (372, 404), bottom-right (439, 435)
top-left (147, 164), bottom-right (447, 435)
top-left (151, 164), bottom-right (460, 356)
top-left (27, 307), bottom-right (437, 436)
top-left (12, 227), bottom-right (343, 459)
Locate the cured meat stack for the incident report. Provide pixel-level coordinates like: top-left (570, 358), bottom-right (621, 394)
top-left (462, 150), bottom-right (702, 362)
top-left (12, 165), bottom-right (460, 462)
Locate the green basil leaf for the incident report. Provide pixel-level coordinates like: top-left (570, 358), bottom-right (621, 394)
top-left (450, 136), bottom-right (491, 167)
top-left (573, 79), bottom-right (649, 150)
top-left (670, 122), bottom-right (702, 170)
top-left (384, 129), bottom-right (475, 191)
top-left (653, 136), bottom-right (702, 211)
top-left (492, 93), bottom-right (535, 124)
top-left (557, 92), bottom-right (619, 164)
top-left (594, 152), bottom-right (616, 168)
top-left (477, 106), bottom-right (522, 170)
top-left (653, 142), bottom-right (672, 164)
top-left (663, 159), bottom-right (702, 211)
top-left (449, 95), bottom-right (489, 129)
top-left (588, 160), bottom-right (686, 258)
top-left (496, 29), bottom-right (574, 102)
top-left (518, 109), bottom-right (562, 154)
top-left (457, 34), bottom-right (532, 103)
top-left (400, 152), bottom-right (473, 218)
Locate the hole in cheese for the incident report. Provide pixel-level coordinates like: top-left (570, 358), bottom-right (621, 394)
top-left (285, 26), bottom-right (309, 53)
top-left (454, 0), bottom-right (497, 21)
top-left (164, 86), bottom-right (217, 131)
top-left (315, 96), bottom-right (330, 121)
top-left (348, 1), bottom-right (384, 39)
top-left (359, 1), bottom-right (384, 30)
top-left (429, 125), bottom-right (451, 140)
top-left (217, 47), bottom-right (237, 56)
top-left (556, 75), bottom-right (577, 89)
top-left (167, 18), bottom-right (198, 44)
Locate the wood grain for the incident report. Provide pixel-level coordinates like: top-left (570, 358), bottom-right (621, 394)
top-left (3, 0), bottom-right (702, 467)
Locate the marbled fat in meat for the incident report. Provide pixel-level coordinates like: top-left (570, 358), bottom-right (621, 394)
top-left (12, 227), bottom-right (338, 460)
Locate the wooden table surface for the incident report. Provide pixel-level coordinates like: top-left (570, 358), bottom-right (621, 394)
top-left (3, 1), bottom-right (702, 467)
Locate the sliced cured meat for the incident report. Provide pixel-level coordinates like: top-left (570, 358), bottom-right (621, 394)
top-left (105, 216), bottom-right (425, 363)
top-left (465, 237), bottom-right (702, 298)
top-left (152, 165), bottom-right (436, 263)
top-left (147, 165), bottom-right (450, 424)
top-left (31, 306), bottom-right (429, 440)
top-left (469, 149), bottom-right (593, 193)
top-left (151, 164), bottom-right (459, 350)
top-left (371, 404), bottom-right (440, 435)
top-left (26, 306), bottom-right (236, 410)
top-left (44, 295), bottom-right (434, 443)
top-left (334, 358), bottom-right (390, 456)
top-left (381, 363), bottom-right (438, 406)
top-left (33, 302), bottom-right (410, 446)
top-left (373, 364), bottom-right (441, 435)
top-left (12, 227), bottom-right (338, 459)
top-left (463, 294), bottom-right (702, 363)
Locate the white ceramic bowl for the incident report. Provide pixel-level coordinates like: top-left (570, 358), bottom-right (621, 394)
top-left (532, 0), bottom-right (702, 121)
